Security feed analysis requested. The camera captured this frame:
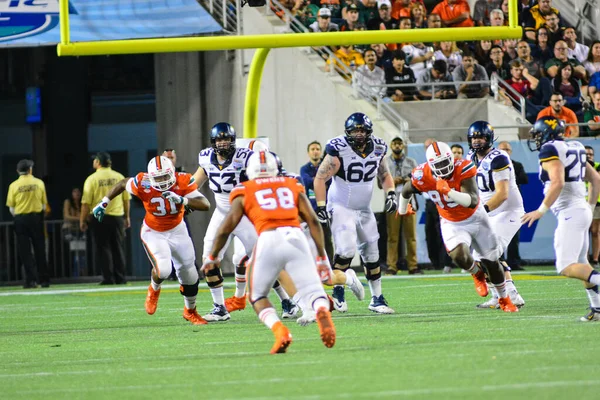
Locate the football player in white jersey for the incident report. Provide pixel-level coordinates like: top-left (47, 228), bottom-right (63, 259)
top-left (314, 112), bottom-right (398, 314)
top-left (192, 123), bottom-right (256, 321)
top-left (522, 116), bottom-right (600, 321)
top-left (467, 121), bottom-right (525, 309)
top-left (194, 124), bottom-right (298, 321)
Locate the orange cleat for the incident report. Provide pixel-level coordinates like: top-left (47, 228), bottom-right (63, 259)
top-left (183, 307), bottom-right (208, 325)
top-left (316, 307), bottom-right (336, 348)
top-left (498, 297), bottom-right (519, 313)
top-left (145, 285), bottom-right (161, 315)
top-left (472, 270), bottom-right (489, 297)
top-left (224, 295), bottom-right (247, 312)
top-left (270, 321), bottom-right (293, 354)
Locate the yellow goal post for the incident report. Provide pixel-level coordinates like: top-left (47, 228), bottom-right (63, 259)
top-left (57, 0), bottom-right (523, 138)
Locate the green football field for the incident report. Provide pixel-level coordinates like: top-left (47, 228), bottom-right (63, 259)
top-left (1, 268), bottom-right (599, 400)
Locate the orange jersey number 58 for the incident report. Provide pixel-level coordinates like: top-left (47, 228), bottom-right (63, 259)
top-left (255, 187), bottom-right (295, 210)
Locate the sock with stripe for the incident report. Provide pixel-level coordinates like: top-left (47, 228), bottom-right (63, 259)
top-left (585, 285), bottom-right (600, 309)
top-left (258, 307), bottom-right (280, 329)
top-left (184, 296), bottom-right (197, 310)
top-left (272, 281), bottom-right (290, 301)
top-left (588, 270), bottom-right (600, 286)
top-left (151, 279), bottom-right (161, 291)
top-left (505, 279), bottom-right (517, 293)
top-left (494, 281), bottom-right (507, 298)
top-left (467, 262), bottom-right (479, 275)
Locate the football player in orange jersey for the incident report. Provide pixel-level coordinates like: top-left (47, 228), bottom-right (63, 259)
top-left (398, 141), bottom-right (518, 313)
top-left (93, 156), bottom-right (211, 324)
top-left (202, 151), bottom-right (336, 354)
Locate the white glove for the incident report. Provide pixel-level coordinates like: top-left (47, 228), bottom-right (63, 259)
top-left (316, 256), bottom-right (333, 285)
top-left (162, 191), bottom-right (188, 205)
top-left (201, 255), bottom-right (220, 273)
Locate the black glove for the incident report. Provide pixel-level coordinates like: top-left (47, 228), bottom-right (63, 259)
top-left (385, 191), bottom-right (398, 214)
top-left (184, 205), bottom-right (194, 216)
top-left (316, 206), bottom-right (330, 224)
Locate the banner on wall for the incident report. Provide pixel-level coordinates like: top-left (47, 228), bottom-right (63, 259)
top-left (406, 139), bottom-right (600, 264)
top-left (0, 0), bottom-right (222, 46)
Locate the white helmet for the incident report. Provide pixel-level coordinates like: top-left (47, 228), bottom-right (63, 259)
top-left (246, 151), bottom-right (279, 180)
top-left (248, 139), bottom-right (269, 152)
top-left (147, 156), bottom-right (176, 191)
top-left (425, 141), bottom-right (455, 178)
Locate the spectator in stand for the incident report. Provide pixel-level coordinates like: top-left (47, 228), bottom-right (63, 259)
top-left (453, 51), bottom-right (489, 98)
top-left (451, 144), bottom-right (464, 160)
top-left (326, 44), bottom-right (365, 76)
top-left (489, 8), bottom-right (504, 27)
top-left (339, 3), bottom-right (361, 31)
top-left (402, 41), bottom-right (434, 78)
top-left (410, 3), bottom-right (427, 28)
top-left (432, 0), bottom-right (474, 28)
top-left (367, 0), bottom-right (398, 30)
top-left (385, 50), bottom-right (418, 101)
top-left (516, 40), bottom-right (543, 79)
top-left (537, 92), bottom-right (580, 137)
top-left (563, 27), bottom-right (590, 64)
top-left (309, 8), bottom-right (340, 32)
top-left (391, 0), bottom-right (411, 20)
top-left (319, 0), bottom-right (342, 19)
top-left (474, 40), bottom-right (493, 66)
top-left (63, 188), bottom-right (82, 237)
top-left (357, 0), bottom-right (378, 25)
top-left (354, 49), bottom-right (387, 99)
top-left (589, 71), bottom-right (600, 98)
top-left (543, 11), bottom-right (565, 49)
top-left (473, 0), bottom-right (501, 26)
top-left (502, 39), bottom-right (519, 62)
top-left (434, 41), bottom-right (462, 74)
top-left (584, 91), bottom-right (600, 136)
top-left (531, 26), bottom-right (554, 66)
top-left (381, 137), bottom-right (420, 275)
top-left (584, 41), bottom-right (600, 79)
top-left (162, 148), bottom-right (184, 172)
top-left (500, 0), bottom-right (510, 24)
top-left (522, 0), bottom-right (561, 43)
top-left (485, 45), bottom-right (511, 81)
top-left (372, 43), bottom-right (393, 69)
top-left (427, 12), bottom-right (442, 29)
top-left (545, 40), bottom-right (587, 80)
top-left (501, 59), bottom-right (552, 123)
top-left (417, 59), bottom-right (456, 99)
top-left (551, 63), bottom-right (584, 114)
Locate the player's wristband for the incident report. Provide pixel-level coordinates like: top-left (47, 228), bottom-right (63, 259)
top-left (537, 203), bottom-right (549, 214)
top-left (317, 201), bottom-right (326, 207)
top-left (484, 204), bottom-right (490, 213)
top-left (182, 197), bottom-right (189, 206)
top-left (101, 196), bottom-right (110, 206)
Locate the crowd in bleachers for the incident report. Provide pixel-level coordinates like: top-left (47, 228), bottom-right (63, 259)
top-left (273, 0), bottom-right (600, 135)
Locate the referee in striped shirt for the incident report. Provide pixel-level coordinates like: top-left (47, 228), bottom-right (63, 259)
top-left (6, 159), bottom-right (50, 288)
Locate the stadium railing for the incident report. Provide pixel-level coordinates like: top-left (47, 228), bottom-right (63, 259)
top-left (0, 220), bottom-right (90, 285)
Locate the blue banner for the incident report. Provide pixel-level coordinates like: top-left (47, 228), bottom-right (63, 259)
top-left (408, 138), bottom-right (600, 263)
top-left (0, 0), bottom-right (222, 46)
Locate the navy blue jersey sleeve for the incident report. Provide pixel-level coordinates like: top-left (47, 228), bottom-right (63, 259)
top-left (490, 154), bottom-right (511, 172)
top-left (325, 143), bottom-right (339, 157)
top-left (539, 143), bottom-right (559, 163)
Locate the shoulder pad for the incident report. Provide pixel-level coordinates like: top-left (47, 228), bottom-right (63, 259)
top-left (539, 143), bottom-right (559, 162)
top-left (490, 154), bottom-right (510, 171)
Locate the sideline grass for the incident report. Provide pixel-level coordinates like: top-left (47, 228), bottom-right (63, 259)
top-left (1, 268), bottom-right (599, 400)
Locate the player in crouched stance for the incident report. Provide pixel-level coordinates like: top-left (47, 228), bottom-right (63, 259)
top-left (399, 141), bottom-right (518, 313)
top-left (92, 156), bottom-right (211, 324)
top-left (523, 117), bottom-right (600, 321)
top-left (202, 151), bottom-right (335, 354)
top-left (467, 121), bottom-right (525, 309)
